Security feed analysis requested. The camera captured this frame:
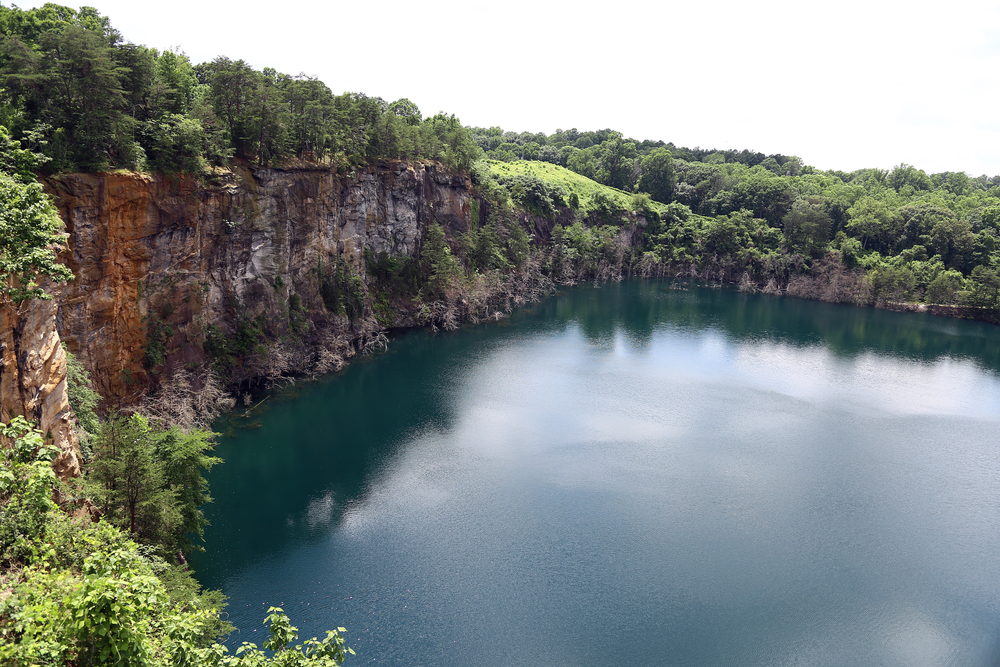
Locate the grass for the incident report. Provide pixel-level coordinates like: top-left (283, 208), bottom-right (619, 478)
top-left (485, 159), bottom-right (670, 216)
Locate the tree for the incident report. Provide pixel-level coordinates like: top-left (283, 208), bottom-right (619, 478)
top-left (729, 169), bottom-right (794, 226)
top-left (782, 196), bottom-right (832, 257)
top-left (846, 196), bottom-right (901, 252)
top-left (0, 416), bottom-right (57, 563)
top-left (887, 163), bottom-right (931, 193)
top-left (637, 147), bottom-right (675, 203)
top-left (88, 413), bottom-right (178, 545)
top-left (421, 222), bottom-right (460, 296)
top-left (86, 413), bottom-right (220, 555)
top-left (152, 48), bottom-right (197, 116)
top-left (153, 426), bottom-right (221, 554)
top-left (201, 57), bottom-right (262, 157)
top-left (596, 133), bottom-right (637, 190)
top-left (0, 136), bottom-right (74, 303)
top-left (965, 266), bottom-right (1000, 310)
top-left (925, 269), bottom-right (964, 304)
top-left (869, 264), bottom-right (915, 305)
top-left (566, 146), bottom-right (598, 180)
top-left (388, 97), bottom-right (422, 126)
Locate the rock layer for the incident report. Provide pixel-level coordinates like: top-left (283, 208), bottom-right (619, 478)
top-left (44, 161), bottom-right (475, 402)
top-left (0, 297), bottom-right (80, 479)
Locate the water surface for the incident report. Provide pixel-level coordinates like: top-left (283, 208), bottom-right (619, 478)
top-left (193, 282), bottom-right (1000, 666)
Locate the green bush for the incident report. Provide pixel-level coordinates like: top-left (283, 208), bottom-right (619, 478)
top-left (0, 417), bottom-right (57, 564)
top-left (319, 258), bottom-right (366, 321)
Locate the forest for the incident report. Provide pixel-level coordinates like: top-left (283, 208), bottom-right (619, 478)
top-left (2, 2), bottom-right (1000, 665)
top-left (2, 2), bottom-right (998, 314)
top-left (2, 3), bottom-right (999, 313)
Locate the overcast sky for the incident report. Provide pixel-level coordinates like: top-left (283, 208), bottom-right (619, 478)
top-left (19, 0), bottom-right (1000, 176)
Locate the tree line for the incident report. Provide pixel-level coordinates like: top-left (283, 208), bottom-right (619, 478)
top-left (468, 124), bottom-right (1000, 311)
top-left (0, 3), bottom-right (479, 172)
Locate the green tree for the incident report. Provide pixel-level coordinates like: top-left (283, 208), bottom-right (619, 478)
top-left (64, 344), bottom-right (101, 456)
top-left (388, 97), bottom-right (422, 126)
top-left (728, 169), bottom-right (794, 226)
top-left (153, 426), bottom-right (222, 554)
top-left (200, 57), bottom-right (262, 158)
top-left (0, 416), bottom-right (57, 563)
top-left (88, 413), bottom-right (179, 545)
top-left (869, 264), bottom-right (915, 305)
top-left (566, 145), bottom-right (599, 180)
top-left (597, 133), bottom-right (637, 190)
top-left (152, 48), bottom-right (197, 116)
top-left (925, 269), bottom-right (964, 304)
top-left (846, 196), bottom-right (901, 252)
top-left (0, 166), bottom-right (74, 304)
top-left (965, 265), bottom-right (1000, 310)
top-left (86, 413), bottom-right (220, 555)
top-left (637, 147), bottom-right (675, 203)
top-left (421, 222), bottom-right (460, 296)
top-left (782, 196), bottom-right (833, 257)
top-left (9, 22), bottom-right (134, 169)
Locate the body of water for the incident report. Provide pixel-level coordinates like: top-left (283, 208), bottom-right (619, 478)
top-left (192, 282), bottom-right (1000, 666)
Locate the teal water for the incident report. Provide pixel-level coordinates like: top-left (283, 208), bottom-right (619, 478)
top-left (192, 281), bottom-right (1000, 666)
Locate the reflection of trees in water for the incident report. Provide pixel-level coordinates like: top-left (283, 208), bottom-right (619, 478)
top-left (196, 280), bottom-right (1000, 582)
top-left (551, 280), bottom-right (1000, 371)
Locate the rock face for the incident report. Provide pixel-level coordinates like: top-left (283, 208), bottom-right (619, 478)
top-left (0, 297), bottom-right (81, 479)
top-left (43, 161), bottom-right (476, 402)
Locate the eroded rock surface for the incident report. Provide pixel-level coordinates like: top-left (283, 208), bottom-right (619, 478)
top-left (44, 161), bottom-right (475, 401)
top-left (0, 298), bottom-right (81, 479)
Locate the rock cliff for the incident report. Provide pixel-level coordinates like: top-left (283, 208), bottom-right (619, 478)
top-left (43, 160), bottom-right (476, 403)
top-left (0, 297), bottom-right (80, 479)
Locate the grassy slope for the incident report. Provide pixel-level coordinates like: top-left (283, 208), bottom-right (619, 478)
top-left (485, 159), bottom-right (671, 217)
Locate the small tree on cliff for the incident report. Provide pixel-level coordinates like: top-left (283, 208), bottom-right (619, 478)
top-left (421, 222), bottom-right (460, 297)
top-left (0, 127), bottom-right (73, 305)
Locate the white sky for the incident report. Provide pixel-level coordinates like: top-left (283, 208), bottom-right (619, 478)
top-left (17, 0), bottom-right (1000, 176)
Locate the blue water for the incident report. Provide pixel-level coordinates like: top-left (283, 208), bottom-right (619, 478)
top-left (192, 281), bottom-right (1000, 666)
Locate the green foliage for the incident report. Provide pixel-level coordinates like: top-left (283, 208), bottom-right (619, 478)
top-left (227, 606), bottom-right (355, 666)
top-left (782, 196), bottom-right (833, 257)
top-left (1, 515), bottom-right (345, 666)
top-left (144, 316), bottom-right (174, 370)
top-left (155, 426), bottom-right (222, 554)
top-left (0, 168), bottom-right (74, 303)
top-left (320, 258), bottom-right (366, 321)
top-left (288, 292), bottom-right (307, 333)
top-left (0, 414), bottom-right (345, 667)
top-left (142, 113), bottom-right (208, 173)
top-left (502, 219), bottom-right (531, 270)
top-left (485, 160), bottom-right (648, 218)
top-left (548, 221), bottom-right (621, 279)
top-left (87, 413), bottom-right (178, 547)
top-left (459, 218), bottom-right (508, 274)
top-left (0, 416), bottom-right (57, 564)
top-left (156, 563), bottom-right (234, 647)
top-left (588, 190), bottom-right (624, 224)
top-left (86, 413), bottom-right (220, 555)
top-left (925, 269), bottom-right (964, 304)
top-left (869, 264), bottom-right (916, 305)
top-left (421, 223), bottom-right (461, 296)
top-left (363, 248), bottom-right (422, 296)
top-left (1, 511), bottom-right (241, 667)
top-left (204, 314), bottom-right (266, 371)
top-left (965, 265), bottom-right (1000, 310)
top-left (596, 132), bottom-right (637, 190)
top-left (64, 344), bottom-right (102, 459)
top-left (638, 147), bottom-right (675, 204)
top-left (0, 124), bottom-right (50, 180)
top-left (496, 172), bottom-right (566, 218)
